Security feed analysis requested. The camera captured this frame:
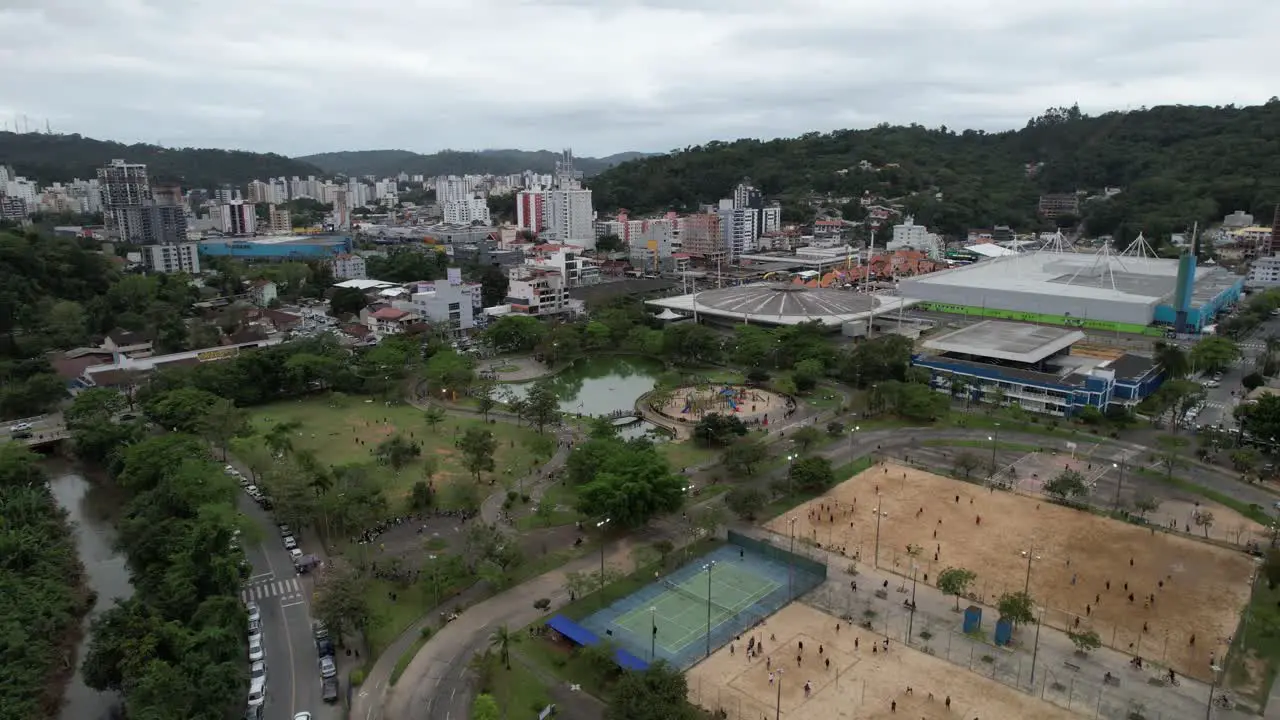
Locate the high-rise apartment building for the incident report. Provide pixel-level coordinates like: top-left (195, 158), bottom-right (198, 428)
top-left (98, 159), bottom-right (151, 241)
top-left (517, 190), bottom-right (546, 234)
top-left (144, 243), bottom-right (201, 275)
top-left (267, 205), bottom-right (292, 233)
top-left (678, 213), bottom-right (726, 261)
top-left (435, 176), bottom-right (470, 205)
top-left (215, 200), bottom-right (257, 236)
top-left (546, 189), bottom-right (595, 248)
top-left (247, 180), bottom-right (272, 204)
top-left (442, 198), bottom-right (491, 225)
top-left (719, 205), bottom-right (757, 260)
top-left (139, 203), bottom-right (188, 245)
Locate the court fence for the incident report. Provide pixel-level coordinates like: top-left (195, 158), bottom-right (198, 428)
top-left (728, 529), bottom-right (828, 581)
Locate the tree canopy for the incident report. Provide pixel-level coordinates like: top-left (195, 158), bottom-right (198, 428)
top-left (567, 435), bottom-right (686, 527)
top-left (590, 102), bottom-right (1280, 239)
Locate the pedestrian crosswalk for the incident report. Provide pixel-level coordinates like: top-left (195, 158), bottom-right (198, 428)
top-left (241, 576), bottom-right (304, 604)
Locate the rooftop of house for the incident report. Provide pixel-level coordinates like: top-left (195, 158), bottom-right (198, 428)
top-left (371, 307), bottom-right (411, 321)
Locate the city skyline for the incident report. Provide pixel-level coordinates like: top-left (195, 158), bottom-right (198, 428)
top-left (2, 0), bottom-right (1277, 157)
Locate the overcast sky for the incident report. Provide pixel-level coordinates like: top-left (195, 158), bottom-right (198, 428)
top-left (2, 0), bottom-right (1276, 158)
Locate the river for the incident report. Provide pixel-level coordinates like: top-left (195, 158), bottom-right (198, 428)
top-left (46, 461), bottom-right (132, 720)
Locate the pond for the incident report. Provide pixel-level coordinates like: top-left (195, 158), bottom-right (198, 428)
top-left (500, 355), bottom-right (667, 439)
top-left (46, 461), bottom-right (132, 720)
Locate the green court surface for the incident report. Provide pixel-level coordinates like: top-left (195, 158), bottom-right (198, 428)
top-left (614, 563), bottom-right (780, 655)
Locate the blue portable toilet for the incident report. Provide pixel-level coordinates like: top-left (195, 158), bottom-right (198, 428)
top-left (994, 617), bottom-right (1013, 646)
top-left (963, 605), bottom-right (982, 634)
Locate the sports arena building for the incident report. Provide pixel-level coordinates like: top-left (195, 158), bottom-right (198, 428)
top-left (899, 246), bottom-right (1244, 336)
top-left (199, 235), bottom-right (353, 261)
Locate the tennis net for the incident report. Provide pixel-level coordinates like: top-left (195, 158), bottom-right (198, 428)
top-left (662, 578), bottom-right (739, 616)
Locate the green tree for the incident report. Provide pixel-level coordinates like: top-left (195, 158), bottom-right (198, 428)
top-left (471, 694), bottom-right (500, 720)
top-left (1156, 434), bottom-right (1187, 480)
top-left (483, 314), bottom-right (547, 352)
top-left (790, 425), bottom-right (824, 453)
top-left (1131, 493), bottom-right (1160, 519)
top-left (595, 234), bottom-right (624, 252)
top-left (199, 397), bottom-right (249, 461)
top-left (1068, 629), bottom-right (1102, 654)
top-left (1195, 509), bottom-right (1215, 538)
top-left (488, 624), bottom-right (519, 670)
top-left (460, 427), bottom-right (497, 482)
top-left (313, 564), bottom-right (375, 644)
top-left (422, 405), bottom-right (447, 431)
top-left (692, 413), bottom-right (748, 447)
top-left (1190, 336), bottom-right (1240, 375)
top-left (606, 660), bottom-right (696, 720)
top-left (1044, 469), bottom-right (1089, 502)
top-left (573, 437), bottom-right (686, 527)
top-left (952, 451), bottom-right (981, 479)
top-left (725, 486), bottom-right (767, 520)
top-left (937, 567), bottom-right (977, 610)
top-left (789, 456), bottom-right (836, 493)
top-left (143, 387), bottom-right (220, 433)
top-left (792, 358), bottom-right (825, 393)
top-left (523, 379), bottom-right (560, 433)
top-left (1263, 549), bottom-right (1280, 590)
top-left (474, 378), bottom-right (498, 421)
top-left (1153, 341), bottom-right (1189, 379)
top-left (262, 419), bottom-right (302, 456)
top-left (329, 286), bottom-right (368, 315)
top-left (424, 349), bottom-right (475, 396)
top-left (722, 438), bottom-right (769, 477)
top-left (375, 434), bottom-right (422, 470)
top-left (996, 591), bottom-right (1035, 629)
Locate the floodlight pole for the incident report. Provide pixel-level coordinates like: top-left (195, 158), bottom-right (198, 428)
top-left (788, 517), bottom-right (798, 599)
top-left (990, 422), bottom-right (1001, 474)
top-left (873, 493), bottom-right (882, 569)
top-left (705, 561), bottom-right (715, 658)
top-left (1023, 543), bottom-right (1035, 595)
top-left (1030, 606), bottom-right (1044, 685)
top-left (597, 518), bottom-right (611, 607)
top-left (650, 607), bottom-right (657, 661)
top-left (775, 669), bottom-right (784, 720)
top-left (1112, 461), bottom-right (1125, 512)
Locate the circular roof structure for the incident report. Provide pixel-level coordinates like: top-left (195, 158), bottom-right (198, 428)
top-left (693, 283), bottom-right (879, 321)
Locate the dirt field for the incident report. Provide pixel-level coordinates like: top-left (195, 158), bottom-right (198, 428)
top-left (763, 462), bottom-right (1255, 680)
top-left (687, 602), bottom-right (1078, 720)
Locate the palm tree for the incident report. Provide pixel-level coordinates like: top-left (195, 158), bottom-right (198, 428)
top-left (951, 376), bottom-right (969, 409)
top-left (422, 406), bottom-right (447, 431)
top-left (263, 420), bottom-right (302, 457)
top-left (1153, 342), bottom-right (1189, 380)
top-left (488, 624), bottom-right (519, 670)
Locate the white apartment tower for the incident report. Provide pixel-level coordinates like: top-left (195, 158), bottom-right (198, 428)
top-left (443, 198), bottom-right (491, 225)
top-left (216, 200), bottom-right (257, 236)
top-left (98, 159), bottom-right (151, 241)
top-left (435, 176), bottom-right (470, 204)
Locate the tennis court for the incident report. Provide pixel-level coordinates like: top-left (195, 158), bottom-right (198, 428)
top-left (580, 533), bottom-right (826, 669)
top-left (614, 562), bottom-right (781, 657)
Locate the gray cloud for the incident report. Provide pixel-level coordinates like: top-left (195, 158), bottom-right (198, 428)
top-left (0, 0), bottom-right (1275, 158)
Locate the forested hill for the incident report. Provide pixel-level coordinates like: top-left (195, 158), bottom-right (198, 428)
top-left (297, 148), bottom-right (651, 178)
top-left (589, 101), bottom-right (1280, 240)
top-left (0, 131), bottom-right (324, 188)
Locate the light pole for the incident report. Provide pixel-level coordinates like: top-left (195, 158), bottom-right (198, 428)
top-left (788, 517), bottom-right (798, 599)
top-left (873, 491), bottom-right (883, 569)
top-left (774, 668), bottom-right (784, 720)
top-left (1206, 663), bottom-right (1222, 719)
top-left (848, 424), bottom-right (860, 459)
top-left (428, 554), bottom-right (439, 608)
top-left (1112, 460), bottom-right (1125, 512)
top-left (597, 517), bottom-right (611, 606)
top-left (989, 422), bottom-right (1001, 476)
top-left (906, 562), bottom-right (919, 640)
top-left (786, 454), bottom-right (797, 496)
top-left (650, 606), bottom-right (657, 661)
top-left (1030, 605), bottom-right (1044, 685)
top-left (1022, 545), bottom-right (1041, 595)
top-left (704, 561), bottom-right (716, 658)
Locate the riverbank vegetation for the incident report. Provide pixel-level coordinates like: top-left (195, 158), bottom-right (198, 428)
top-left (0, 446), bottom-right (90, 720)
top-left (80, 435), bottom-right (249, 720)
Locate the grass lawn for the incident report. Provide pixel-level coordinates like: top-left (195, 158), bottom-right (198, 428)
top-left (516, 483), bottom-right (582, 530)
top-left (363, 578), bottom-right (438, 656)
top-left (489, 660), bottom-right (552, 717)
top-left (657, 439), bottom-right (721, 470)
top-left (245, 395), bottom-right (549, 508)
top-left (1226, 574), bottom-right (1280, 708)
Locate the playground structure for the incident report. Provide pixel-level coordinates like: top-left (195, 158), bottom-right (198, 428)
top-left (764, 462), bottom-right (1255, 683)
top-left (654, 384), bottom-right (791, 428)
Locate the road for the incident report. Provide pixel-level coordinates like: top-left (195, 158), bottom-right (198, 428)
top-left (237, 490), bottom-right (340, 720)
top-left (0, 412), bottom-right (67, 445)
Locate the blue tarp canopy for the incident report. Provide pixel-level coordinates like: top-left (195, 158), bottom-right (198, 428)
top-left (544, 615), bottom-right (649, 672)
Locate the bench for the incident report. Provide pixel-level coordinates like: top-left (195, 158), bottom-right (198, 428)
top-left (1062, 661), bottom-right (1081, 672)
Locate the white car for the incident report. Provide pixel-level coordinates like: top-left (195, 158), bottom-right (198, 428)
top-left (294, 713), bottom-right (312, 720)
top-left (248, 633), bottom-right (264, 662)
top-left (319, 655), bottom-right (337, 679)
top-left (224, 464), bottom-right (237, 474)
top-left (246, 602), bottom-right (260, 625)
top-left (248, 676), bottom-right (267, 707)
top-left (250, 660), bottom-right (266, 683)
top-left (283, 535), bottom-right (298, 551)
top-left (289, 548), bottom-right (303, 563)
top-left (9, 422), bottom-right (32, 433)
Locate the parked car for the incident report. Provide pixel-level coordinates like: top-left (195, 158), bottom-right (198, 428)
top-left (250, 660), bottom-right (266, 684)
top-left (319, 655), bottom-right (336, 679)
top-left (290, 548), bottom-right (303, 563)
top-left (316, 635), bottom-right (334, 658)
top-left (283, 535), bottom-right (298, 551)
top-left (322, 677), bottom-right (339, 703)
top-left (248, 634), bottom-right (264, 662)
top-left (248, 676), bottom-right (267, 707)
top-left (246, 602), bottom-right (260, 625)
top-left (278, 524), bottom-right (291, 537)
top-left (294, 713), bottom-right (312, 720)
top-left (249, 618), bottom-right (262, 635)
top-left (312, 621), bottom-right (329, 641)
